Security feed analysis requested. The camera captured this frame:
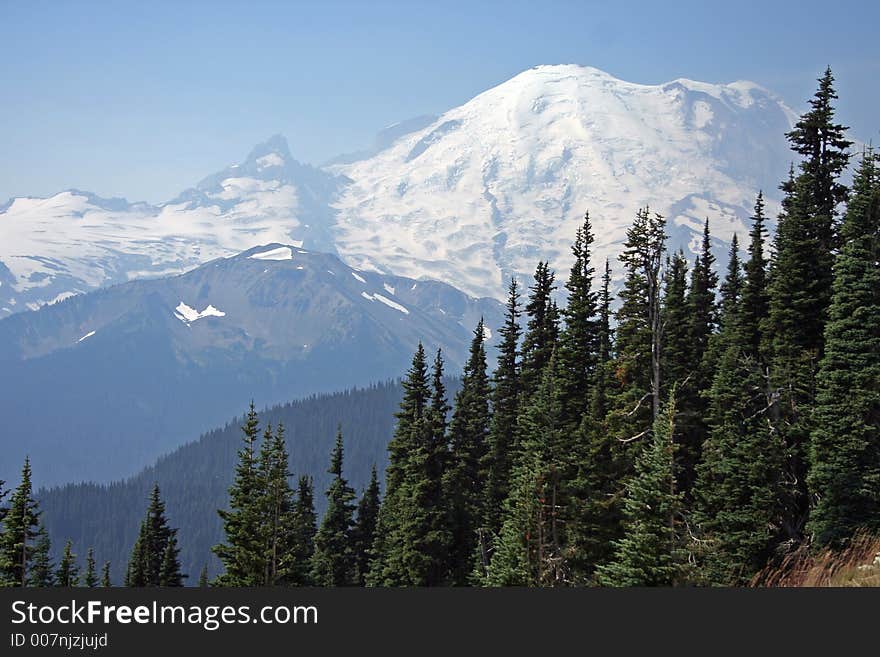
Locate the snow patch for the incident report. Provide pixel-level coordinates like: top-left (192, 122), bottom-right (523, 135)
top-left (383, 283), bottom-right (396, 295)
top-left (351, 272), bottom-right (367, 284)
top-left (361, 291), bottom-right (410, 314)
top-left (77, 330), bottom-right (96, 343)
top-left (482, 325), bottom-right (493, 340)
top-left (249, 246), bottom-right (293, 261)
top-left (256, 153), bottom-right (285, 169)
top-left (174, 301), bottom-right (226, 324)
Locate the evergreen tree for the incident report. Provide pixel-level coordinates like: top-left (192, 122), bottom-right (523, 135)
top-left (486, 355), bottom-right (568, 586)
top-left (598, 391), bottom-right (686, 586)
top-left (288, 476), bottom-right (317, 586)
top-left (84, 548), bottom-right (98, 587)
top-left (198, 565), bottom-right (209, 587)
top-left (351, 465), bottom-right (381, 586)
top-left (368, 344), bottom-right (449, 586)
top-left (558, 212), bottom-right (600, 421)
top-left (739, 193), bottom-right (770, 356)
top-left (158, 533), bottom-right (184, 586)
top-left (0, 458), bottom-right (40, 587)
top-left (311, 428), bottom-right (357, 586)
top-left (444, 320), bottom-right (491, 585)
top-left (693, 342), bottom-right (786, 585)
top-left (764, 70), bottom-right (853, 540)
top-left (213, 402), bottom-right (264, 586)
top-left (101, 562), bottom-right (111, 587)
top-left (484, 278), bottom-right (522, 538)
top-left (257, 423), bottom-right (295, 585)
top-left (126, 485), bottom-right (182, 587)
top-left (520, 262), bottom-right (559, 398)
top-left (55, 540), bottom-right (79, 587)
top-left (719, 235), bottom-right (743, 328)
top-left (807, 150), bottom-right (880, 547)
top-left (660, 251), bottom-right (691, 395)
top-left (27, 524), bottom-right (54, 587)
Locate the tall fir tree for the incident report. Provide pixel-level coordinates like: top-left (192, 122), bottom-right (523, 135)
top-left (101, 562), bottom-right (111, 587)
top-left (598, 390), bottom-right (687, 586)
top-left (444, 320), bottom-right (491, 585)
top-left (126, 485), bottom-right (183, 587)
top-left (558, 212), bottom-right (600, 422)
top-left (764, 69), bottom-right (853, 541)
top-left (288, 476), bottom-right (317, 586)
top-left (311, 428), bottom-right (357, 586)
top-left (807, 149), bottom-right (880, 547)
top-left (351, 465), bottom-right (381, 586)
top-left (483, 278), bottom-right (522, 538)
top-left (159, 533), bottom-right (185, 586)
top-left (519, 262), bottom-right (559, 399)
top-left (55, 540), bottom-right (79, 587)
top-left (213, 403), bottom-right (264, 586)
top-left (0, 458), bottom-right (40, 587)
top-left (197, 565), bottom-right (209, 587)
top-left (84, 548), bottom-right (98, 587)
top-left (257, 423), bottom-right (296, 585)
top-left (739, 193), bottom-right (770, 356)
top-left (27, 523), bottom-right (54, 587)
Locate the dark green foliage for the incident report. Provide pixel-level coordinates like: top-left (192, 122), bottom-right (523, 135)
top-left (808, 150), bottom-right (880, 547)
top-left (520, 262), bottom-right (559, 399)
top-left (484, 279), bottom-right (522, 537)
top-left (84, 548), bottom-right (98, 587)
top-left (55, 540), bottom-right (79, 587)
top-left (126, 485), bottom-right (183, 587)
top-left (257, 423), bottom-right (296, 585)
top-left (213, 403), bottom-right (264, 586)
top-left (101, 562), bottom-right (111, 587)
top-left (0, 458), bottom-right (40, 587)
top-left (311, 429), bottom-right (357, 586)
top-left (598, 391), bottom-right (686, 586)
top-left (198, 565), bottom-right (208, 587)
top-left (693, 344), bottom-right (785, 585)
top-left (719, 235), bottom-right (743, 328)
top-left (739, 193), bottom-right (769, 356)
top-left (288, 476), bottom-right (317, 586)
top-left (27, 524), bottom-right (54, 587)
top-left (444, 321), bottom-right (491, 585)
top-left (351, 465), bottom-right (381, 586)
top-left (661, 251), bottom-right (691, 394)
top-left (368, 345), bottom-right (451, 586)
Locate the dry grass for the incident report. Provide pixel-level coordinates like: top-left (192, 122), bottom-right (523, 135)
top-left (751, 533), bottom-right (880, 587)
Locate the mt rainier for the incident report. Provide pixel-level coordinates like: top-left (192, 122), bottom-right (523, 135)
top-left (0, 64), bottom-right (799, 312)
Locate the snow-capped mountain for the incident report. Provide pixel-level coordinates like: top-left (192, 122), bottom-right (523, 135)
top-left (0, 244), bottom-right (503, 487)
top-left (0, 136), bottom-right (347, 316)
top-left (330, 65), bottom-right (798, 298)
top-left (0, 64), bottom-right (800, 313)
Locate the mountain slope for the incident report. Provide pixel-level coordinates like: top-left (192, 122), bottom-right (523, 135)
top-left (330, 64), bottom-right (798, 298)
top-left (0, 244), bottom-right (502, 486)
top-left (1, 64), bottom-right (802, 310)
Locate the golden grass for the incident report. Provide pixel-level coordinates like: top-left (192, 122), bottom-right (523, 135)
top-left (751, 533), bottom-right (880, 587)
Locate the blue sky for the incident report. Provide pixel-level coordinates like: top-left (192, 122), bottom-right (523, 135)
top-left (2, 0), bottom-right (878, 203)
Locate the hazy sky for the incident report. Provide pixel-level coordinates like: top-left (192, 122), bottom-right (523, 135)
top-left (2, 0), bottom-right (878, 204)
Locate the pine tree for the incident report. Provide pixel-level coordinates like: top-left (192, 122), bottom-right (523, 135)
top-left (660, 251), bottom-right (691, 395)
top-left (764, 70), bottom-right (853, 541)
top-left (484, 278), bottom-right (522, 538)
top-left (55, 540), bottom-right (79, 587)
top-left (486, 356), bottom-right (568, 586)
top-left (351, 465), bottom-right (381, 586)
top-left (0, 458), bottom-right (40, 587)
top-left (520, 262), bottom-right (559, 399)
top-left (198, 565), bottom-right (209, 587)
top-left (158, 533), bottom-right (184, 586)
top-left (311, 428), bottom-right (357, 586)
top-left (101, 562), bottom-right (111, 587)
top-left (598, 391), bottom-right (686, 586)
top-left (288, 476), bottom-right (317, 586)
top-left (807, 150), bottom-right (880, 547)
top-left (739, 193), bottom-right (769, 356)
top-left (257, 423), bottom-right (295, 585)
top-left (213, 402), bottom-right (264, 586)
top-left (84, 548), bottom-right (98, 587)
top-left (368, 344), bottom-right (449, 586)
top-left (558, 212), bottom-right (600, 421)
top-left (693, 341), bottom-right (786, 585)
top-left (719, 235), bottom-right (743, 328)
top-left (444, 320), bottom-right (491, 585)
top-left (127, 485), bottom-right (182, 587)
top-left (27, 524), bottom-right (54, 587)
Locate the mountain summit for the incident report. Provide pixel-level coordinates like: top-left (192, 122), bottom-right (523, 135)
top-left (0, 64), bottom-right (801, 312)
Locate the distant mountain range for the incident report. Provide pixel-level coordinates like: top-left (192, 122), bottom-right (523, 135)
top-left (0, 64), bottom-right (801, 316)
top-left (0, 244), bottom-right (502, 486)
